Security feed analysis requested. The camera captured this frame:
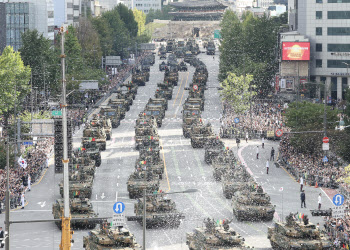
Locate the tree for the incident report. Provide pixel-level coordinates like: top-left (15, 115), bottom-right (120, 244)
top-left (117, 4), bottom-right (138, 37)
top-left (0, 46), bottom-right (31, 125)
top-left (133, 8), bottom-right (146, 36)
top-left (76, 17), bottom-right (103, 68)
top-left (64, 25), bottom-right (84, 75)
top-left (0, 142), bottom-right (15, 169)
top-left (20, 30), bottom-right (59, 93)
top-left (220, 72), bottom-right (256, 114)
top-left (91, 16), bottom-right (113, 56)
top-left (284, 102), bottom-right (338, 154)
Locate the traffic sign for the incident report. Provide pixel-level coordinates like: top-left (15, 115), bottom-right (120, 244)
top-left (333, 194), bottom-right (345, 206)
top-left (193, 85), bottom-right (198, 91)
top-left (322, 143), bottom-right (329, 151)
top-left (113, 202), bottom-right (125, 214)
top-left (23, 141), bottom-right (33, 146)
top-left (323, 156), bottom-right (328, 162)
top-left (234, 118), bottom-right (239, 124)
top-left (112, 213), bottom-right (126, 227)
top-left (323, 137), bottom-right (329, 143)
top-left (51, 110), bottom-right (62, 116)
top-left (275, 129), bottom-right (283, 137)
top-left (333, 206), bottom-right (346, 219)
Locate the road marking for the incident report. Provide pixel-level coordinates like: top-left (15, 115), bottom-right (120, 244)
top-left (12, 210), bottom-right (51, 213)
top-left (172, 73), bottom-right (185, 107)
top-left (160, 139), bottom-right (171, 192)
top-left (174, 72), bottom-right (190, 118)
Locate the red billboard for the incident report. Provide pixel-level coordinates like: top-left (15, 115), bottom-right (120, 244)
top-left (282, 42), bottom-right (310, 61)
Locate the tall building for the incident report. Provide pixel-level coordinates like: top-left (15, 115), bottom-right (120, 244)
top-left (256, 0), bottom-right (274, 8)
top-left (54, 0), bottom-right (80, 27)
top-left (0, 0), bottom-right (54, 52)
top-left (288, 0), bottom-right (350, 101)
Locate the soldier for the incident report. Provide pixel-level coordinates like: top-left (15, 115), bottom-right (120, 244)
top-left (318, 193), bottom-right (322, 210)
top-left (236, 138), bottom-right (240, 149)
top-left (256, 146), bottom-right (259, 159)
top-left (270, 147), bottom-right (275, 161)
top-left (21, 193), bottom-right (25, 209)
top-left (266, 160), bottom-right (269, 174)
top-left (300, 176), bottom-right (304, 192)
top-left (300, 190), bottom-right (306, 208)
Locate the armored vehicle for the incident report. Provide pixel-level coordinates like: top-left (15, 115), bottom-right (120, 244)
top-left (135, 135), bottom-right (160, 151)
top-left (222, 168), bottom-right (256, 199)
top-left (190, 123), bottom-right (215, 148)
top-left (53, 198), bottom-right (99, 229)
top-left (82, 127), bottom-right (107, 151)
top-left (185, 97), bottom-right (204, 111)
top-left (179, 61), bottom-right (188, 71)
top-left (159, 61), bottom-right (167, 71)
top-left (134, 194), bottom-right (184, 228)
top-left (206, 41), bottom-right (216, 55)
top-left (212, 150), bottom-right (236, 181)
top-left (177, 40), bottom-right (185, 49)
top-left (164, 69), bottom-right (179, 86)
top-left (232, 185), bottom-right (275, 221)
top-left (187, 87), bottom-right (205, 99)
top-left (159, 45), bottom-right (166, 56)
top-left (147, 98), bottom-right (168, 111)
top-left (108, 99), bottom-right (128, 117)
top-left (99, 107), bottom-right (122, 128)
top-left (121, 81), bottom-right (138, 95)
top-left (141, 63), bottom-right (150, 72)
top-left (132, 69), bottom-right (147, 86)
top-left (135, 154), bottom-right (164, 176)
top-left (160, 51), bottom-right (167, 60)
top-left (145, 103), bottom-right (166, 118)
top-left (166, 39), bottom-right (175, 53)
top-left (90, 115), bottom-right (112, 140)
top-left (204, 138), bottom-right (226, 164)
top-left (83, 222), bottom-right (142, 250)
top-left (70, 163), bottom-right (96, 176)
top-left (135, 115), bottom-right (158, 128)
top-left (268, 213), bottom-right (332, 249)
top-left (142, 107), bottom-right (164, 127)
top-left (127, 169), bottom-right (160, 199)
top-left (184, 51), bottom-right (194, 63)
top-left (193, 72), bottom-right (208, 85)
top-left (174, 48), bottom-right (184, 58)
top-left (138, 145), bottom-right (161, 161)
top-left (59, 179), bottom-right (93, 199)
top-left (141, 69), bottom-right (150, 82)
top-left (75, 143), bottom-right (102, 167)
top-left (116, 89), bottom-right (134, 106)
top-left (186, 218), bottom-right (249, 250)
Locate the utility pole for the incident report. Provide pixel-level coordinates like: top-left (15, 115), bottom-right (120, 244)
top-left (59, 26), bottom-right (72, 250)
top-left (143, 189), bottom-right (146, 250)
top-left (323, 79), bottom-right (327, 137)
top-left (5, 138), bottom-right (10, 250)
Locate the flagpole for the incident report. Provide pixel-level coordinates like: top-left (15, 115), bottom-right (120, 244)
top-left (282, 192), bottom-right (283, 223)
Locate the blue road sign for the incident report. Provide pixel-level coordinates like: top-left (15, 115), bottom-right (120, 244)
top-left (333, 194), bottom-right (345, 206)
top-left (234, 118), bottom-right (240, 124)
top-left (113, 202), bottom-right (125, 214)
top-left (323, 156), bottom-right (328, 162)
top-left (23, 141), bottom-right (33, 146)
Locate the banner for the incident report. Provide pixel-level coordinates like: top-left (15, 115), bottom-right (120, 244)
top-left (282, 42), bottom-right (310, 61)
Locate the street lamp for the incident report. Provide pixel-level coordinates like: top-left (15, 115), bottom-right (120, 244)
top-left (141, 188), bottom-right (198, 250)
top-left (342, 62), bottom-right (349, 76)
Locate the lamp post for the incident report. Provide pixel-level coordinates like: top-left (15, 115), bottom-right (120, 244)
top-left (142, 188), bottom-right (198, 250)
top-left (342, 62), bottom-right (349, 76)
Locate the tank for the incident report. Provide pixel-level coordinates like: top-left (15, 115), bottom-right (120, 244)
top-left (83, 222), bottom-right (142, 250)
top-left (140, 108), bottom-right (163, 127)
top-left (71, 163), bottom-right (96, 176)
top-left (134, 194), bottom-right (184, 228)
top-left (184, 51), bottom-right (194, 63)
top-left (155, 83), bottom-right (174, 100)
top-left (121, 81), bottom-right (138, 95)
top-left (206, 41), bottom-right (216, 55)
top-left (192, 72), bottom-right (208, 86)
top-left (166, 39), bottom-right (175, 52)
top-left (82, 126), bottom-right (107, 151)
top-left (182, 108), bottom-right (202, 138)
top-left (132, 69), bottom-right (147, 86)
top-left (116, 90), bottom-right (134, 107)
top-left (52, 198), bottom-right (99, 229)
top-left (59, 179), bottom-right (93, 199)
top-left (135, 155), bottom-right (164, 176)
top-left (127, 169), bottom-right (160, 199)
top-left (109, 98), bottom-right (129, 113)
top-left (232, 185), bottom-right (275, 221)
top-left (179, 61), bottom-right (188, 71)
top-left (99, 107), bottom-right (122, 128)
top-left (212, 150), bottom-right (236, 181)
top-left (159, 61), bottom-right (167, 71)
top-left (222, 167), bottom-right (256, 199)
top-left (147, 98), bottom-right (168, 111)
top-left (267, 213), bottom-right (332, 249)
top-left (185, 97), bottom-right (204, 111)
top-left (90, 114), bottom-right (113, 140)
top-left (164, 68), bottom-right (179, 86)
top-left (135, 136), bottom-right (160, 151)
top-left (204, 138), bottom-right (226, 164)
top-left (74, 146), bottom-right (102, 167)
top-left (186, 218), bottom-right (249, 250)
top-left (190, 123), bottom-right (215, 148)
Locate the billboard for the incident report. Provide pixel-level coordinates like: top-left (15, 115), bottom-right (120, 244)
top-left (282, 42), bottom-right (310, 61)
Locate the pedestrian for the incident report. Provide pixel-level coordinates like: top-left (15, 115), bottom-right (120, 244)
top-left (256, 146), bottom-right (259, 159)
top-left (246, 132), bottom-right (249, 143)
top-left (270, 147), bottom-right (275, 161)
top-left (262, 137), bottom-right (265, 149)
top-left (300, 190), bottom-right (306, 208)
top-left (236, 138), bottom-right (240, 149)
top-left (266, 160), bottom-right (269, 174)
top-left (318, 193), bottom-right (322, 210)
top-left (0, 227), bottom-right (4, 240)
top-left (21, 193), bottom-right (25, 209)
top-left (28, 174), bottom-right (31, 191)
top-left (300, 176), bottom-right (303, 192)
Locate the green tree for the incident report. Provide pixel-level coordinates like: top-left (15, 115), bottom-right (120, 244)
top-left (133, 8), bottom-right (146, 36)
top-left (0, 142), bottom-right (15, 169)
top-left (284, 102), bottom-right (338, 154)
top-left (64, 25), bottom-right (84, 75)
top-left (220, 72), bottom-right (256, 114)
top-left (18, 110), bottom-right (51, 134)
top-left (0, 46), bottom-right (31, 125)
top-left (20, 29), bottom-right (59, 93)
top-left (91, 16), bottom-right (113, 56)
top-left (117, 4), bottom-right (138, 37)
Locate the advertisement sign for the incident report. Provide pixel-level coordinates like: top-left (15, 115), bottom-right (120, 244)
top-left (282, 42), bottom-right (310, 61)
top-left (280, 79), bottom-right (286, 89)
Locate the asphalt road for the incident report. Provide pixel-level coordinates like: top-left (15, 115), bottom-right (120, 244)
top-left (2, 50), bottom-right (335, 250)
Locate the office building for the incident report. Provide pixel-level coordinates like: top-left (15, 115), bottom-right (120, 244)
top-left (54, 0), bottom-right (80, 26)
top-left (288, 0), bottom-right (350, 100)
top-left (0, 0), bottom-right (54, 52)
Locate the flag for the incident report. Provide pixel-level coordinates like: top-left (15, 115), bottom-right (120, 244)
top-left (89, 137), bottom-right (92, 141)
top-left (301, 214), bottom-right (304, 219)
top-left (217, 220), bottom-right (220, 226)
top-left (18, 156), bottom-right (27, 169)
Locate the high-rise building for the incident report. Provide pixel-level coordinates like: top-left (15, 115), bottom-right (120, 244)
top-left (54, 0), bottom-right (80, 27)
top-left (256, 0), bottom-right (274, 8)
top-left (0, 0), bottom-right (54, 52)
top-left (288, 0), bottom-right (350, 100)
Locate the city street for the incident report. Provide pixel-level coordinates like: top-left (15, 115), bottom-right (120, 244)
top-left (2, 51), bottom-right (335, 250)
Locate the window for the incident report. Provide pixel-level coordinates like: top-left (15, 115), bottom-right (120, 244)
top-left (67, 2), bottom-right (73, 8)
top-left (316, 0), bottom-right (323, 2)
top-left (73, 5), bottom-right (79, 10)
top-left (48, 25), bottom-right (54, 32)
top-left (316, 11), bottom-right (322, 19)
top-left (67, 14), bottom-right (73, 20)
top-left (328, 11), bottom-right (350, 19)
top-left (316, 59), bottom-right (323, 68)
top-left (328, 44), bottom-right (350, 52)
top-left (327, 60), bottom-right (350, 68)
top-left (316, 27), bottom-right (322, 35)
top-left (316, 43), bottom-right (322, 52)
top-left (48, 11), bottom-right (54, 18)
top-left (328, 0), bottom-right (350, 2)
top-left (328, 27), bottom-right (350, 35)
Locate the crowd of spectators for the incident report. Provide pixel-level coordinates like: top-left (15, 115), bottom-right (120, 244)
top-left (324, 215), bottom-right (350, 248)
top-left (0, 138), bottom-right (53, 209)
top-left (220, 101), bottom-right (288, 138)
top-left (279, 136), bottom-right (344, 188)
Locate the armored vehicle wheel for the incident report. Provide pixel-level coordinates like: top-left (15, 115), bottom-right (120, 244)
top-left (224, 193), bottom-right (232, 199)
top-left (129, 193), bottom-right (135, 199)
top-left (213, 172), bottom-right (221, 181)
top-left (191, 140), bottom-right (196, 148)
top-left (106, 134), bottom-right (111, 140)
top-left (183, 132), bottom-right (190, 138)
